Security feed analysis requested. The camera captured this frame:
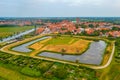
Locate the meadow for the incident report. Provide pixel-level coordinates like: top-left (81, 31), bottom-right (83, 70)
top-left (0, 26), bottom-right (34, 39)
top-left (29, 36), bottom-right (91, 55)
top-left (95, 38), bottom-right (120, 80)
top-left (0, 52), bottom-right (98, 80)
top-left (0, 34), bottom-right (116, 80)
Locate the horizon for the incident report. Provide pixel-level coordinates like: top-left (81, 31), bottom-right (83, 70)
top-left (0, 0), bottom-right (120, 17)
top-left (1, 16), bottom-right (120, 18)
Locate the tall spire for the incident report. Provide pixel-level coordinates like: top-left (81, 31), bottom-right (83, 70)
top-left (76, 18), bottom-right (80, 24)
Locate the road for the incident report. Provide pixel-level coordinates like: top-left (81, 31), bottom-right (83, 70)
top-left (88, 42), bottom-right (115, 69)
top-left (0, 26), bottom-right (51, 43)
top-left (0, 35), bottom-right (115, 70)
top-left (0, 29), bottom-right (35, 43)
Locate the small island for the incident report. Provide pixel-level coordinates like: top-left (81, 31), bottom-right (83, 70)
top-left (29, 36), bottom-right (91, 55)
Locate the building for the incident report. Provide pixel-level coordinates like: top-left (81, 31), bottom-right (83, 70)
top-left (76, 18), bottom-right (80, 24)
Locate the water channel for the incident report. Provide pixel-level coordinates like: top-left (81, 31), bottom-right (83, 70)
top-left (12, 36), bottom-right (107, 65)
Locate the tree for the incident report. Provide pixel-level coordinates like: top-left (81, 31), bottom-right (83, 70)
top-left (88, 24), bottom-right (94, 28)
top-left (61, 48), bottom-right (66, 55)
top-left (75, 59), bottom-right (79, 63)
top-left (53, 67), bottom-right (68, 79)
top-left (0, 37), bottom-right (2, 41)
top-left (95, 24), bottom-right (99, 28)
top-left (112, 27), bottom-right (120, 31)
top-left (76, 48), bottom-right (80, 53)
top-left (81, 24), bottom-right (87, 28)
top-left (91, 30), bottom-right (100, 36)
top-left (61, 27), bottom-right (67, 30)
top-left (61, 48), bottom-right (66, 52)
top-left (75, 24), bottom-right (79, 29)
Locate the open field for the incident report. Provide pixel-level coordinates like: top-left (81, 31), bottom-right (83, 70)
top-left (0, 66), bottom-right (41, 80)
top-left (29, 36), bottom-right (91, 55)
top-left (0, 52), bottom-right (98, 80)
top-left (0, 77), bottom-right (5, 80)
top-left (0, 34), bottom-right (116, 80)
top-left (0, 26), bottom-right (34, 39)
top-left (115, 38), bottom-right (120, 58)
top-left (95, 38), bottom-right (119, 80)
top-left (98, 56), bottom-right (120, 80)
top-left (108, 64), bottom-right (120, 80)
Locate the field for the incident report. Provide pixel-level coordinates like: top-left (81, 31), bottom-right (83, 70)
top-left (0, 52), bottom-right (98, 80)
top-left (98, 57), bottom-right (120, 80)
top-left (109, 38), bottom-right (120, 80)
top-left (0, 26), bottom-right (34, 39)
top-left (96, 38), bottom-right (119, 80)
top-left (0, 34), bottom-right (116, 80)
top-left (29, 36), bottom-right (91, 55)
top-left (115, 38), bottom-right (120, 58)
top-left (108, 64), bottom-right (120, 80)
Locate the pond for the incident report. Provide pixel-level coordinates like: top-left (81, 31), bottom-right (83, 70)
top-left (38, 40), bottom-right (107, 65)
top-left (12, 36), bottom-right (107, 65)
top-left (12, 36), bottom-right (51, 53)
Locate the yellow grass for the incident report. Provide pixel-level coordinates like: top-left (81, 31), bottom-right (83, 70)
top-left (29, 38), bottom-right (52, 50)
top-left (102, 42), bottom-right (113, 65)
top-left (29, 38), bottom-right (91, 55)
top-left (68, 39), bottom-right (75, 44)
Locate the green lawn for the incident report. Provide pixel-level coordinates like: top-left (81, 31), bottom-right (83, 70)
top-left (106, 38), bottom-right (120, 80)
top-left (0, 77), bottom-right (5, 80)
top-left (108, 64), bottom-right (120, 80)
top-left (98, 59), bottom-right (120, 80)
top-left (0, 66), bottom-right (42, 80)
top-left (98, 38), bottom-right (120, 80)
top-left (46, 36), bottom-right (78, 45)
top-left (0, 26), bottom-right (34, 39)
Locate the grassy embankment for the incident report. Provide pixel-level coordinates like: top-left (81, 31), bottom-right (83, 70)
top-left (97, 38), bottom-right (120, 80)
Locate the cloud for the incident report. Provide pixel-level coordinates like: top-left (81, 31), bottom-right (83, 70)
top-left (33, 0), bottom-right (104, 6)
top-left (0, 0), bottom-right (120, 17)
top-left (34, 0), bottom-right (120, 7)
top-left (63, 0), bottom-right (103, 6)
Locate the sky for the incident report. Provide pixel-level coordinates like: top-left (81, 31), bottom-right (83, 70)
top-left (0, 0), bottom-right (120, 17)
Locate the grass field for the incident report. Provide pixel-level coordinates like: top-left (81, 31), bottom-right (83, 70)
top-left (0, 52), bottom-right (98, 80)
top-left (0, 26), bottom-right (34, 39)
top-left (108, 64), bottom-right (120, 80)
top-left (0, 34), bottom-right (114, 80)
top-left (98, 58), bottom-right (120, 80)
top-left (97, 38), bottom-right (120, 80)
top-left (29, 36), bottom-right (91, 55)
top-left (0, 76), bottom-right (5, 80)
top-left (0, 66), bottom-right (41, 80)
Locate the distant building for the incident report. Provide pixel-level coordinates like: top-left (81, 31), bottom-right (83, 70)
top-left (76, 18), bottom-right (80, 24)
top-left (36, 27), bottom-right (45, 34)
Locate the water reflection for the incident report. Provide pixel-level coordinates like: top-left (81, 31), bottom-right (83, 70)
top-left (39, 40), bottom-right (107, 65)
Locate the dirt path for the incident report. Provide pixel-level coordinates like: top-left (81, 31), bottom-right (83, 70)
top-left (87, 42), bottom-right (115, 69)
top-left (0, 37), bottom-right (115, 70)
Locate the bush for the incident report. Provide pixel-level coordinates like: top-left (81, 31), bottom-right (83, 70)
top-left (53, 67), bottom-right (68, 79)
top-left (21, 67), bottom-right (41, 77)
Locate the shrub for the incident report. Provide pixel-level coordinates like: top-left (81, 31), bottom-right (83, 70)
top-left (53, 67), bottom-right (68, 79)
top-left (21, 67), bottom-right (41, 77)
